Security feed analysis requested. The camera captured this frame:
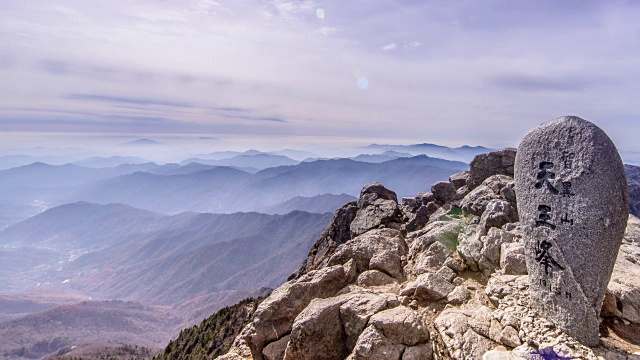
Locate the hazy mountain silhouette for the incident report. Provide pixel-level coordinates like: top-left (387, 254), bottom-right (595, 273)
top-left (179, 153), bottom-right (300, 170)
top-left (0, 203), bottom-right (331, 315)
top-left (365, 143), bottom-right (493, 162)
top-left (62, 211), bottom-right (331, 307)
top-left (0, 155), bottom-right (80, 170)
top-left (258, 193), bottom-right (357, 214)
top-left (0, 300), bottom-right (178, 359)
top-left (349, 150), bottom-right (413, 163)
top-left (124, 138), bottom-right (161, 146)
top-left (69, 167), bottom-right (252, 213)
top-left (66, 156), bottom-right (465, 214)
top-left (0, 162), bottom-right (163, 205)
top-left (0, 202), bottom-right (163, 251)
top-left (73, 156), bottom-right (150, 168)
top-left (626, 164), bottom-right (640, 217)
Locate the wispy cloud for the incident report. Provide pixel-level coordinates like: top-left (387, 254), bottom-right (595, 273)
top-left (489, 74), bottom-right (594, 93)
top-left (270, 0), bottom-right (317, 21)
top-left (68, 94), bottom-right (192, 108)
top-left (404, 41), bottom-right (420, 48)
top-left (230, 115), bottom-right (287, 123)
top-left (381, 43), bottom-right (397, 51)
top-left (317, 27), bottom-right (337, 36)
top-left (0, 0), bottom-right (639, 150)
top-left (38, 60), bottom-right (73, 74)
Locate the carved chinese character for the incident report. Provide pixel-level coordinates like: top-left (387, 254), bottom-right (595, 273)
top-left (561, 212), bottom-right (574, 225)
top-left (560, 182), bottom-right (575, 197)
top-left (536, 205), bottom-right (557, 230)
top-left (562, 151), bottom-right (575, 169)
top-left (535, 240), bottom-right (565, 275)
top-left (535, 162), bottom-right (559, 194)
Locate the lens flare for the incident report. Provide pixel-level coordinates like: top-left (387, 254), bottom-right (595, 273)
top-left (357, 77), bottom-right (369, 90)
top-left (316, 8), bottom-right (325, 20)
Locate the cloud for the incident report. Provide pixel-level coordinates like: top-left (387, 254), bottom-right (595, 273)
top-left (489, 74), bottom-right (593, 93)
top-left (270, 0), bottom-right (317, 21)
top-left (68, 94), bottom-right (192, 108)
top-left (317, 27), bottom-right (337, 35)
top-left (381, 43), bottom-right (397, 51)
top-left (38, 60), bottom-right (73, 74)
top-left (0, 0), bottom-right (639, 151)
top-left (0, 114), bottom-right (185, 132)
top-left (229, 115), bottom-right (288, 123)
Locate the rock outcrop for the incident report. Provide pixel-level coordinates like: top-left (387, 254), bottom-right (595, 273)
top-left (218, 149), bottom-right (640, 360)
top-left (467, 148), bottom-right (516, 190)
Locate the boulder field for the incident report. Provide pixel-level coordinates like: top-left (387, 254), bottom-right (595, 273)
top-left (219, 149), bottom-right (640, 360)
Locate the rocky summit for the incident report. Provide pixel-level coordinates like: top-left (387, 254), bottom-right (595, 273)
top-left (216, 148), bottom-right (640, 359)
top-left (515, 116), bottom-right (629, 346)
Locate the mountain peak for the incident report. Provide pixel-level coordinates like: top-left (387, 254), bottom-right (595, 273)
top-left (202, 149), bottom-right (639, 360)
top-left (124, 138), bottom-right (160, 146)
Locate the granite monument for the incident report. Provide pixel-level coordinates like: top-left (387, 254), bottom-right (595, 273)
top-left (514, 116), bottom-right (629, 346)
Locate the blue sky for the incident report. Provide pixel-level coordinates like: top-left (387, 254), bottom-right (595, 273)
top-left (0, 0), bottom-right (639, 150)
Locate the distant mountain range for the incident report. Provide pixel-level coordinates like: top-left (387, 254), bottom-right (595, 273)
top-left (348, 150), bottom-right (414, 163)
top-left (73, 156), bottom-right (151, 168)
top-left (185, 149), bottom-right (319, 162)
top-left (0, 202), bottom-right (331, 312)
top-left (258, 193), bottom-right (357, 215)
top-left (365, 143), bottom-right (494, 162)
top-left (124, 138), bottom-right (161, 146)
top-left (0, 155), bottom-right (78, 171)
top-left (0, 202), bottom-right (162, 252)
top-left (0, 201), bottom-right (332, 357)
top-left (0, 300), bottom-right (177, 359)
top-left (179, 153), bottom-right (300, 170)
top-left (626, 164), bottom-right (640, 217)
top-left (65, 155), bottom-right (467, 214)
top-left (0, 143), bottom-right (480, 224)
top-left (3, 148), bottom-right (640, 359)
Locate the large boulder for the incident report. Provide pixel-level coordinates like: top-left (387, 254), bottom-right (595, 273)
top-left (449, 171), bottom-right (470, 190)
top-left (348, 325), bottom-right (405, 360)
top-left (478, 199), bottom-right (518, 234)
top-left (340, 293), bottom-right (396, 351)
top-left (358, 182), bottom-right (398, 207)
top-left (435, 307), bottom-right (499, 360)
top-left (404, 202), bottom-right (438, 233)
top-left (284, 295), bottom-right (353, 360)
top-left (328, 228), bottom-right (408, 281)
top-left (244, 260), bottom-right (357, 358)
top-left (401, 272), bottom-right (455, 301)
top-left (290, 201), bottom-right (358, 279)
top-left (500, 242), bottom-right (527, 275)
top-left (368, 306), bottom-right (429, 346)
top-left (461, 175), bottom-right (514, 217)
top-left (458, 226), bottom-right (518, 275)
top-left (606, 215), bottom-right (640, 327)
top-left (431, 181), bottom-right (457, 204)
top-left (351, 183), bottom-right (402, 237)
top-left (467, 148), bottom-right (517, 190)
top-left (405, 220), bottom-right (463, 276)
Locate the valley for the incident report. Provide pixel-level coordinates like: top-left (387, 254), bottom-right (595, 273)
top-left (0, 145), bottom-right (472, 358)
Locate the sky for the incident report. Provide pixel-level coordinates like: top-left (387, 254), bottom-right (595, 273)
top-left (0, 0), bottom-right (639, 152)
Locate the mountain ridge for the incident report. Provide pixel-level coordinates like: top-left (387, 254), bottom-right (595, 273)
top-left (167, 149), bottom-right (640, 360)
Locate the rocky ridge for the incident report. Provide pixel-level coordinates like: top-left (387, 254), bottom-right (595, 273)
top-left (218, 148), bottom-right (640, 360)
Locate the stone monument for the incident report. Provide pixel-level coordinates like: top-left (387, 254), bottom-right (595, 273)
top-left (514, 116), bottom-right (629, 346)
